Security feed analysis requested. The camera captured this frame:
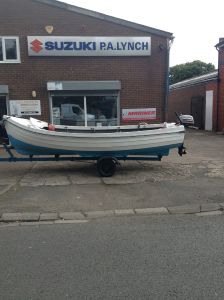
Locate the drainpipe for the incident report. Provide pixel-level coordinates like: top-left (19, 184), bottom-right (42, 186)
top-left (216, 65), bottom-right (220, 132)
top-left (215, 38), bottom-right (224, 131)
top-left (215, 42), bottom-right (223, 131)
top-left (164, 37), bottom-right (174, 122)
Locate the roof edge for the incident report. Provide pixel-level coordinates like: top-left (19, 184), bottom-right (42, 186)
top-left (33, 0), bottom-right (173, 38)
top-left (169, 71), bottom-right (218, 91)
top-left (215, 39), bottom-right (224, 50)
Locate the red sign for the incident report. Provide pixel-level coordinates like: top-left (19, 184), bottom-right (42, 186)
top-left (122, 108), bottom-right (156, 121)
top-left (30, 39), bottom-right (43, 53)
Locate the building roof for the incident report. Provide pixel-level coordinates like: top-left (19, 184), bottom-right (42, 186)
top-left (169, 70), bottom-right (218, 91)
top-left (215, 38), bottom-right (224, 51)
top-left (33, 0), bottom-right (173, 38)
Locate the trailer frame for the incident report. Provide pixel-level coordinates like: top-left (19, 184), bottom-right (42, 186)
top-left (0, 143), bottom-right (163, 177)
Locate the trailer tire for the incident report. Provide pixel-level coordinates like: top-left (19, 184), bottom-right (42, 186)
top-left (97, 157), bottom-right (117, 177)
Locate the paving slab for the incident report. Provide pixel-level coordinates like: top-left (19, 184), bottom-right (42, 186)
top-left (39, 212), bottom-right (59, 221)
top-left (196, 211), bottom-right (223, 217)
top-left (0, 185), bottom-right (13, 196)
top-left (200, 203), bottom-right (221, 212)
top-left (54, 220), bottom-right (88, 224)
top-left (19, 212), bottom-right (40, 221)
top-left (69, 174), bottom-right (102, 185)
top-left (102, 174), bottom-right (146, 185)
top-left (44, 176), bottom-right (71, 186)
top-left (35, 221), bottom-right (55, 226)
top-left (134, 207), bottom-right (168, 215)
top-left (1, 213), bottom-right (24, 222)
top-left (114, 209), bottom-right (135, 216)
top-left (168, 205), bottom-right (200, 214)
top-left (85, 210), bottom-right (115, 218)
top-left (20, 181), bottom-right (45, 187)
top-left (0, 179), bottom-right (18, 185)
top-left (20, 173), bottom-right (46, 186)
top-left (59, 212), bottom-right (85, 220)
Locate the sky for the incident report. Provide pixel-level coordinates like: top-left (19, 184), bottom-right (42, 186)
top-left (61, 0), bottom-right (224, 68)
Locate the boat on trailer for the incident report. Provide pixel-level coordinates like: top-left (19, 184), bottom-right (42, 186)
top-left (1, 115), bottom-right (186, 176)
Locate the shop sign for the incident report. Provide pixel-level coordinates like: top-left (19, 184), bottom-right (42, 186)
top-left (47, 82), bottom-right (63, 90)
top-left (27, 36), bottom-right (151, 56)
top-left (122, 108), bottom-right (156, 121)
top-left (9, 100), bottom-right (41, 116)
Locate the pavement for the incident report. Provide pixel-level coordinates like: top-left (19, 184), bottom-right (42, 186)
top-left (0, 128), bottom-right (224, 219)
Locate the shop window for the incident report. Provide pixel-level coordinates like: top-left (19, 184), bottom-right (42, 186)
top-left (0, 37), bottom-right (20, 63)
top-left (52, 95), bottom-right (118, 126)
top-left (86, 96), bottom-right (117, 126)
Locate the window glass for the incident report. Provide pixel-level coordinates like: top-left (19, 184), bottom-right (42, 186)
top-left (52, 94), bottom-right (118, 126)
top-left (72, 106), bottom-right (82, 114)
top-left (0, 37), bottom-right (20, 62)
top-left (0, 39), bottom-right (3, 61)
top-left (86, 96), bottom-right (117, 126)
top-left (5, 39), bottom-right (17, 60)
top-left (52, 96), bottom-right (85, 125)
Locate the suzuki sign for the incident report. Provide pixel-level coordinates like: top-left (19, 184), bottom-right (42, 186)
top-left (27, 36), bottom-right (151, 56)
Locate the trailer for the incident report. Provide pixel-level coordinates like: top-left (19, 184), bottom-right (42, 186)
top-left (0, 143), bottom-right (168, 177)
top-left (0, 115), bottom-right (186, 177)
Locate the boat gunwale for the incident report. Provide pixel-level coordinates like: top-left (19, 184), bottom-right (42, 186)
top-left (4, 117), bottom-right (185, 139)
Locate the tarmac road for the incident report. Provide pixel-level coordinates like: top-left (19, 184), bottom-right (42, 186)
top-left (0, 129), bottom-right (224, 213)
top-left (1, 214), bottom-right (224, 299)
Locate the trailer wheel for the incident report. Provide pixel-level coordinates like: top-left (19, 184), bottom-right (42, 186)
top-left (97, 157), bottom-right (117, 177)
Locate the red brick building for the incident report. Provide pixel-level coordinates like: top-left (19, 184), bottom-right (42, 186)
top-left (169, 38), bottom-right (224, 132)
top-left (0, 0), bottom-right (173, 137)
top-left (168, 71), bottom-right (218, 130)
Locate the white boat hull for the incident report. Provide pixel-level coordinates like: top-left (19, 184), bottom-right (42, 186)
top-left (3, 116), bottom-right (185, 157)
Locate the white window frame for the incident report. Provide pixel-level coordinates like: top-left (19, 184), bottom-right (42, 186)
top-left (0, 36), bottom-right (21, 63)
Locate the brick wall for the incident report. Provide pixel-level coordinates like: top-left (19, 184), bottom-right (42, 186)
top-left (168, 80), bottom-right (218, 130)
top-left (0, 0), bottom-right (169, 123)
top-left (168, 84), bottom-right (206, 121)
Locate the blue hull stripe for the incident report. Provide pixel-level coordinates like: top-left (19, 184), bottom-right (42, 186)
top-left (8, 135), bottom-right (181, 157)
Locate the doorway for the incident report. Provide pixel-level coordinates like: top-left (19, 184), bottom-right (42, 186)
top-left (0, 95), bottom-right (7, 143)
top-left (191, 96), bottom-right (205, 129)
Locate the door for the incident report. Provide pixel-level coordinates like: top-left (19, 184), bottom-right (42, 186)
top-left (0, 96), bottom-right (7, 143)
top-left (191, 96), bottom-right (205, 129)
top-left (205, 91), bottom-right (213, 131)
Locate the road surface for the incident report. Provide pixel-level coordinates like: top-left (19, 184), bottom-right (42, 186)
top-left (0, 215), bottom-right (224, 299)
